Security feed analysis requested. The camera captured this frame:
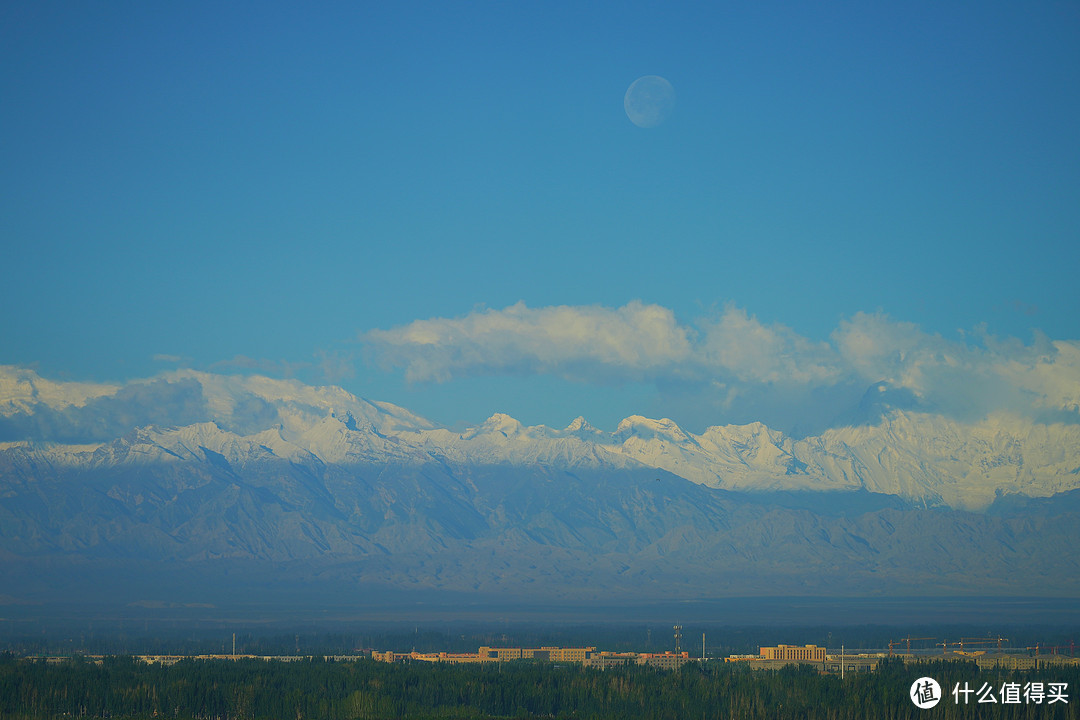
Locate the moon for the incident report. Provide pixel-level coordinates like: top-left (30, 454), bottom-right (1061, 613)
top-left (624, 75), bottom-right (676, 128)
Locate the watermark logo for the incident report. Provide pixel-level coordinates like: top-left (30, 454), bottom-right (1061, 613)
top-left (952, 681), bottom-right (1069, 705)
top-left (911, 677), bottom-right (942, 709)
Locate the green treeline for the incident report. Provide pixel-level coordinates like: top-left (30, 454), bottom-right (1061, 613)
top-left (1, 654), bottom-right (1077, 720)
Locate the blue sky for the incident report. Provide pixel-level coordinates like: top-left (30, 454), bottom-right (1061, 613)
top-left (3, 1), bottom-right (1079, 433)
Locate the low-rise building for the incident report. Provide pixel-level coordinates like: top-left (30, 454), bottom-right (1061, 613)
top-left (476, 646), bottom-right (597, 662)
top-left (547, 647), bottom-right (595, 663)
top-left (584, 652), bottom-right (638, 669)
top-left (972, 653), bottom-right (1080, 671)
top-left (637, 652), bottom-right (693, 670)
top-left (727, 645), bottom-right (880, 674)
top-left (823, 655), bottom-right (881, 675)
top-left (434, 652), bottom-right (487, 664)
top-left (478, 646), bottom-right (522, 661)
top-left (760, 645), bottom-right (826, 662)
top-left (375, 646), bottom-right (601, 665)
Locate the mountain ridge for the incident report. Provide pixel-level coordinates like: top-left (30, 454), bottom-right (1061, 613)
top-left (3, 367), bottom-right (1078, 510)
top-left (2, 366), bottom-right (1079, 607)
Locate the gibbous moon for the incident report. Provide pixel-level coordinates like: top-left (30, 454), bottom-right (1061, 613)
top-left (624, 75), bottom-right (676, 128)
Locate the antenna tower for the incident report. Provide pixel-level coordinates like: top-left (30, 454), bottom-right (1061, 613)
top-left (673, 625), bottom-right (682, 654)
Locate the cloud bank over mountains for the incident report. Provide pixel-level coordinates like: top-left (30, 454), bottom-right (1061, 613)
top-left (2, 302), bottom-right (1077, 442)
top-left (364, 302), bottom-right (1080, 432)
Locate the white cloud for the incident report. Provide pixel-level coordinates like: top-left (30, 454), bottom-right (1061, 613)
top-left (978, 334), bottom-right (1080, 419)
top-left (832, 313), bottom-right (1080, 421)
top-left (363, 302), bottom-right (1080, 428)
top-left (364, 301), bottom-right (693, 383)
top-left (698, 306), bottom-right (842, 385)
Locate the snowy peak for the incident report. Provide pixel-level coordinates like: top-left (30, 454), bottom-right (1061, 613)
top-left (564, 416), bottom-right (590, 432)
top-left (697, 422), bottom-right (796, 468)
top-left (474, 413), bottom-right (524, 438)
top-left (562, 416), bottom-right (605, 441)
top-left (614, 415), bottom-right (690, 442)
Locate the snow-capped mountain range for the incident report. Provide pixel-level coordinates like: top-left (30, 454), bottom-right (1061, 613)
top-left (2, 366), bottom-right (1078, 511)
top-left (3, 366), bottom-right (1080, 605)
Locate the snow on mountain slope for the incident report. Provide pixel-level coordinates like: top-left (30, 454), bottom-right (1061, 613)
top-left (592, 411), bottom-right (1080, 509)
top-left (804, 412), bottom-right (1080, 509)
top-left (162, 369), bottom-right (437, 435)
top-left (76, 423), bottom-right (278, 468)
top-left (403, 413), bottom-right (647, 470)
top-left (2, 367), bottom-right (1079, 511)
top-left (0, 365), bottom-right (120, 415)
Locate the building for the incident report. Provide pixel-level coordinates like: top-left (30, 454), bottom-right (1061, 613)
top-left (371, 644), bottom-right (715, 671)
top-left (637, 652), bottom-right (693, 670)
top-left (478, 646), bottom-right (523, 661)
top-left (760, 645), bottom-right (826, 662)
top-left (546, 647), bottom-right (595, 663)
top-left (823, 655), bottom-right (881, 675)
top-left (434, 652), bottom-right (488, 664)
top-left (584, 652), bottom-right (638, 669)
top-left (374, 646), bottom-right (600, 665)
top-left (726, 644), bottom-right (882, 674)
top-left (477, 646), bottom-right (596, 663)
top-left (973, 654), bottom-right (1080, 671)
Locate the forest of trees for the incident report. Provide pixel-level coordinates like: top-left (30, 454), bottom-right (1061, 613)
top-left (1, 653), bottom-right (1077, 720)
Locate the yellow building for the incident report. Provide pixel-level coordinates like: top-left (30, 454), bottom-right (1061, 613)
top-left (374, 645), bottom-right (616, 666)
top-left (477, 646), bottom-right (596, 662)
top-left (478, 646), bottom-right (523, 661)
top-left (760, 644), bottom-right (826, 662)
top-left (585, 652), bottom-right (638, 669)
top-left (547, 647), bottom-right (595, 663)
top-left (436, 652), bottom-right (487, 664)
top-left (637, 652), bottom-right (693, 670)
